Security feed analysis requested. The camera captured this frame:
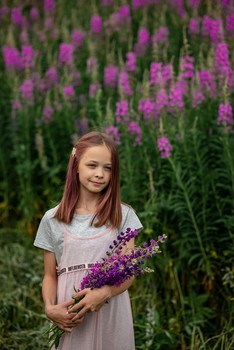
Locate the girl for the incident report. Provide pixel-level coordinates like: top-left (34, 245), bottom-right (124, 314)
top-left (34, 131), bottom-right (143, 350)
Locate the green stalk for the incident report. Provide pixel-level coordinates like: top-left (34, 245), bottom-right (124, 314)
top-left (168, 157), bottom-right (209, 271)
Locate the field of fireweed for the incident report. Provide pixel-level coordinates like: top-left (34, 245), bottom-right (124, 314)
top-left (0, 0), bottom-right (234, 349)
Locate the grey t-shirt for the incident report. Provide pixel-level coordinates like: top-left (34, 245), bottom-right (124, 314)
top-left (34, 203), bottom-right (143, 264)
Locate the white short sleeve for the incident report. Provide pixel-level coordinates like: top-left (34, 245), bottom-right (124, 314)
top-left (118, 204), bottom-right (143, 234)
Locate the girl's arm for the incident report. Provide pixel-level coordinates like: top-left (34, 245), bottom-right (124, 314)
top-left (68, 238), bottom-right (135, 320)
top-left (42, 250), bottom-right (84, 332)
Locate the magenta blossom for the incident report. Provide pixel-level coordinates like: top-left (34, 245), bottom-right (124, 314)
top-left (156, 89), bottom-right (168, 111)
top-left (192, 90), bottom-right (205, 108)
top-left (43, 105), bottom-right (54, 124)
top-left (22, 45), bottom-right (34, 68)
top-left (89, 83), bottom-right (101, 97)
top-left (3, 47), bottom-right (22, 70)
top-left (104, 125), bottom-right (121, 145)
top-left (118, 71), bottom-right (133, 96)
top-left (119, 5), bottom-right (131, 23)
top-left (138, 98), bottom-right (156, 121)
top-left (45, 67), bottom-right (59, 88)
top-left (157, 137), bottom-right (172, 158)
top-left (63, 86), bottom-right (75, 99)
top-left (116, 100), bottom-right (129, 123)
top-left (104, 65), bottom-right (118, 87)
top-left (58, 43), bottom-right (73, 65)
top-left (128, 121), bottom-right (142, 146)
top-left (150, 62), bottom-right (162, 86)
top-left (11, 8), bottom-right (24, 27)
top-left (126, 52), bottom-right (137, 73)
top-left (217, 101), bottom-right (233, 126)
top-left (189, 17), bottom-right (201, 35)
top-left (72, 29), bottom-right (86, 47)
top-left (226, 16), bottom-right (234, 33)
top-left (135, 27), bottom-right (150, 56)
top-left (152, 26), bottom-right (169, 43)
top-left (91, 15), bottom-right (102, 33)
top-left (198, 70), bottom-right (216, 98)
top-left (20, 79), bottom-right (34, 103)
top-left (30, 7), bottom-right (39, 21)
top-left (44, 0), bottom-right (55, 14)
top-left (180, 56), bottom-right (194, 79)
top-left (169, 86), bottom-right (184, 109)
top-left (87, 57), bottom-right (97, 74)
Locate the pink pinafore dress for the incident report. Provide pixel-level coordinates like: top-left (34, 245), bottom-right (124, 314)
top-left (55, 224), bottom-right (135, 350)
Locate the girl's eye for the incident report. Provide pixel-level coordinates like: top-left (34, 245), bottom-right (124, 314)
top-left (105, 167), bottom-right (111, 171)
top-left (87, 164), bottom-right (96, 168)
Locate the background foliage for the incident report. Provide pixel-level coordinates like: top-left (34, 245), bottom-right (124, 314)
top-left (0, 0), bottom-right (233, 349)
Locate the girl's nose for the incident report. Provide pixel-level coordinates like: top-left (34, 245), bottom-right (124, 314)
top-left (95, 167), bottom-right (104, 178)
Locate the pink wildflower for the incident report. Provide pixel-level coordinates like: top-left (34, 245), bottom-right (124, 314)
top-left (63, 86), bottom-right (75, 99)
top-left (192, 90), bottom-right (205, 107)
top-left (126, 52), bottom-right (137, 73)
top-left (169, 86), bottom-right (184, 109)
top-left (188, 0), bottom-right (200, 9)
top-left (44, 0), bottom-right (55, 14)
top-left (22, 45), bottom-right (34, 68)
top-left (72, 29), bottom-right (86, 47)
top-left (152, 26), bottom-right (169, 43)
top-left (45, 67), bottom-right (59, 88)
top-left (189, 17), bottom-right (201, 35)
top-left (104, 125), bottom-right (121, 145)
top-left (217, 101), bottom-right (233, 126)
top-left (119, 5), bottom-right (131, 22)
top-left (43, 105), bottom-right (54, 124)
top-left (91, 15), bottom-right (102, 34)
top-left (58, 43), bottom-right (73, 65)
top-left (87, 57), bottom-right (97, 74)
top-left (128, 121), bottom-right (142, 146)
top-left (198, 70), bottom-right (216, 97)
top-left (89, 83), bottom-right (101, 97)
top-left (156, 89), bottom-right (168, 111)
top-left (226, 16), bottom-right (234, 33)
top-left (150, 62), bottom-right (162, 86)
top-left (135, 27), bottom-right (150, 56)
top-left (30, 7), bottom-right (39, 21)
top-left (118, 71), bottom-right (133, 96)
top-left (116, 100), bottom-right (129, 124)
top-left (181, 56), bottom-right (194, 79)
top-left (11, 8), bottom-right (24, 27)
top-left (157, 137), bottom-right (172, 158)
top-left (20, 79), bottom-right (34, 103)
top-left (3, 47), bottom-right (22, 70)
top-left (104, 65), bottom-right (118, 87)
top-left (138, 99), bottom-right (156, 120)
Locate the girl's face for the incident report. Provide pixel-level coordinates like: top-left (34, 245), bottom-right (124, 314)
top-left (78, 145), bottom-right (112, 196)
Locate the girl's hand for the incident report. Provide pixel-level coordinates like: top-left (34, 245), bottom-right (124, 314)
top-left (68, 286), bottom-right (112, 321)
top-left (45, 300), bottom-right (85, 332)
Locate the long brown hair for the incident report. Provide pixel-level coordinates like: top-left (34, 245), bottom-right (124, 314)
top-left (55, 131), bottom-right (122, 228)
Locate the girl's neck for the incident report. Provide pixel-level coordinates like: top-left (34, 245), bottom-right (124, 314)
top-left (75, 195), bottom-right (100, 215)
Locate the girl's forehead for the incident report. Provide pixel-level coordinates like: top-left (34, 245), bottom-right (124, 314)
top-left (81, 145), bottom-right (111, 161)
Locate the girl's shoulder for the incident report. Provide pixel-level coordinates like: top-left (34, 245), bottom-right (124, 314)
top-left (120, 202), bottom-right (138, 221)
top-left (119, 202), bottom-right (143, 233)
top-left (42, 204), bottom-right (59, 222)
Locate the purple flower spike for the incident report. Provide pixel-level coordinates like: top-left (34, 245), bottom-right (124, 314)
top-left (91, 15), bottom-right (102, 34)
top-left (157, 137), bottom-right (172, 158)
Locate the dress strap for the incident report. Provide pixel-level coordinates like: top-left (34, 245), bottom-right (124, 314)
top-left (57, 262), bottom-right (95, 276)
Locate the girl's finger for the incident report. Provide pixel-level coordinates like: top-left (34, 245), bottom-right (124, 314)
top-left (72, 306), bottom-right (89, 320)
top-left (72, 288), bottom-right (89, 299)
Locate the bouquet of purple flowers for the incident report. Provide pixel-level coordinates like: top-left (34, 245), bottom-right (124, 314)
top-left (48, 228), bottom-right (167, 349)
